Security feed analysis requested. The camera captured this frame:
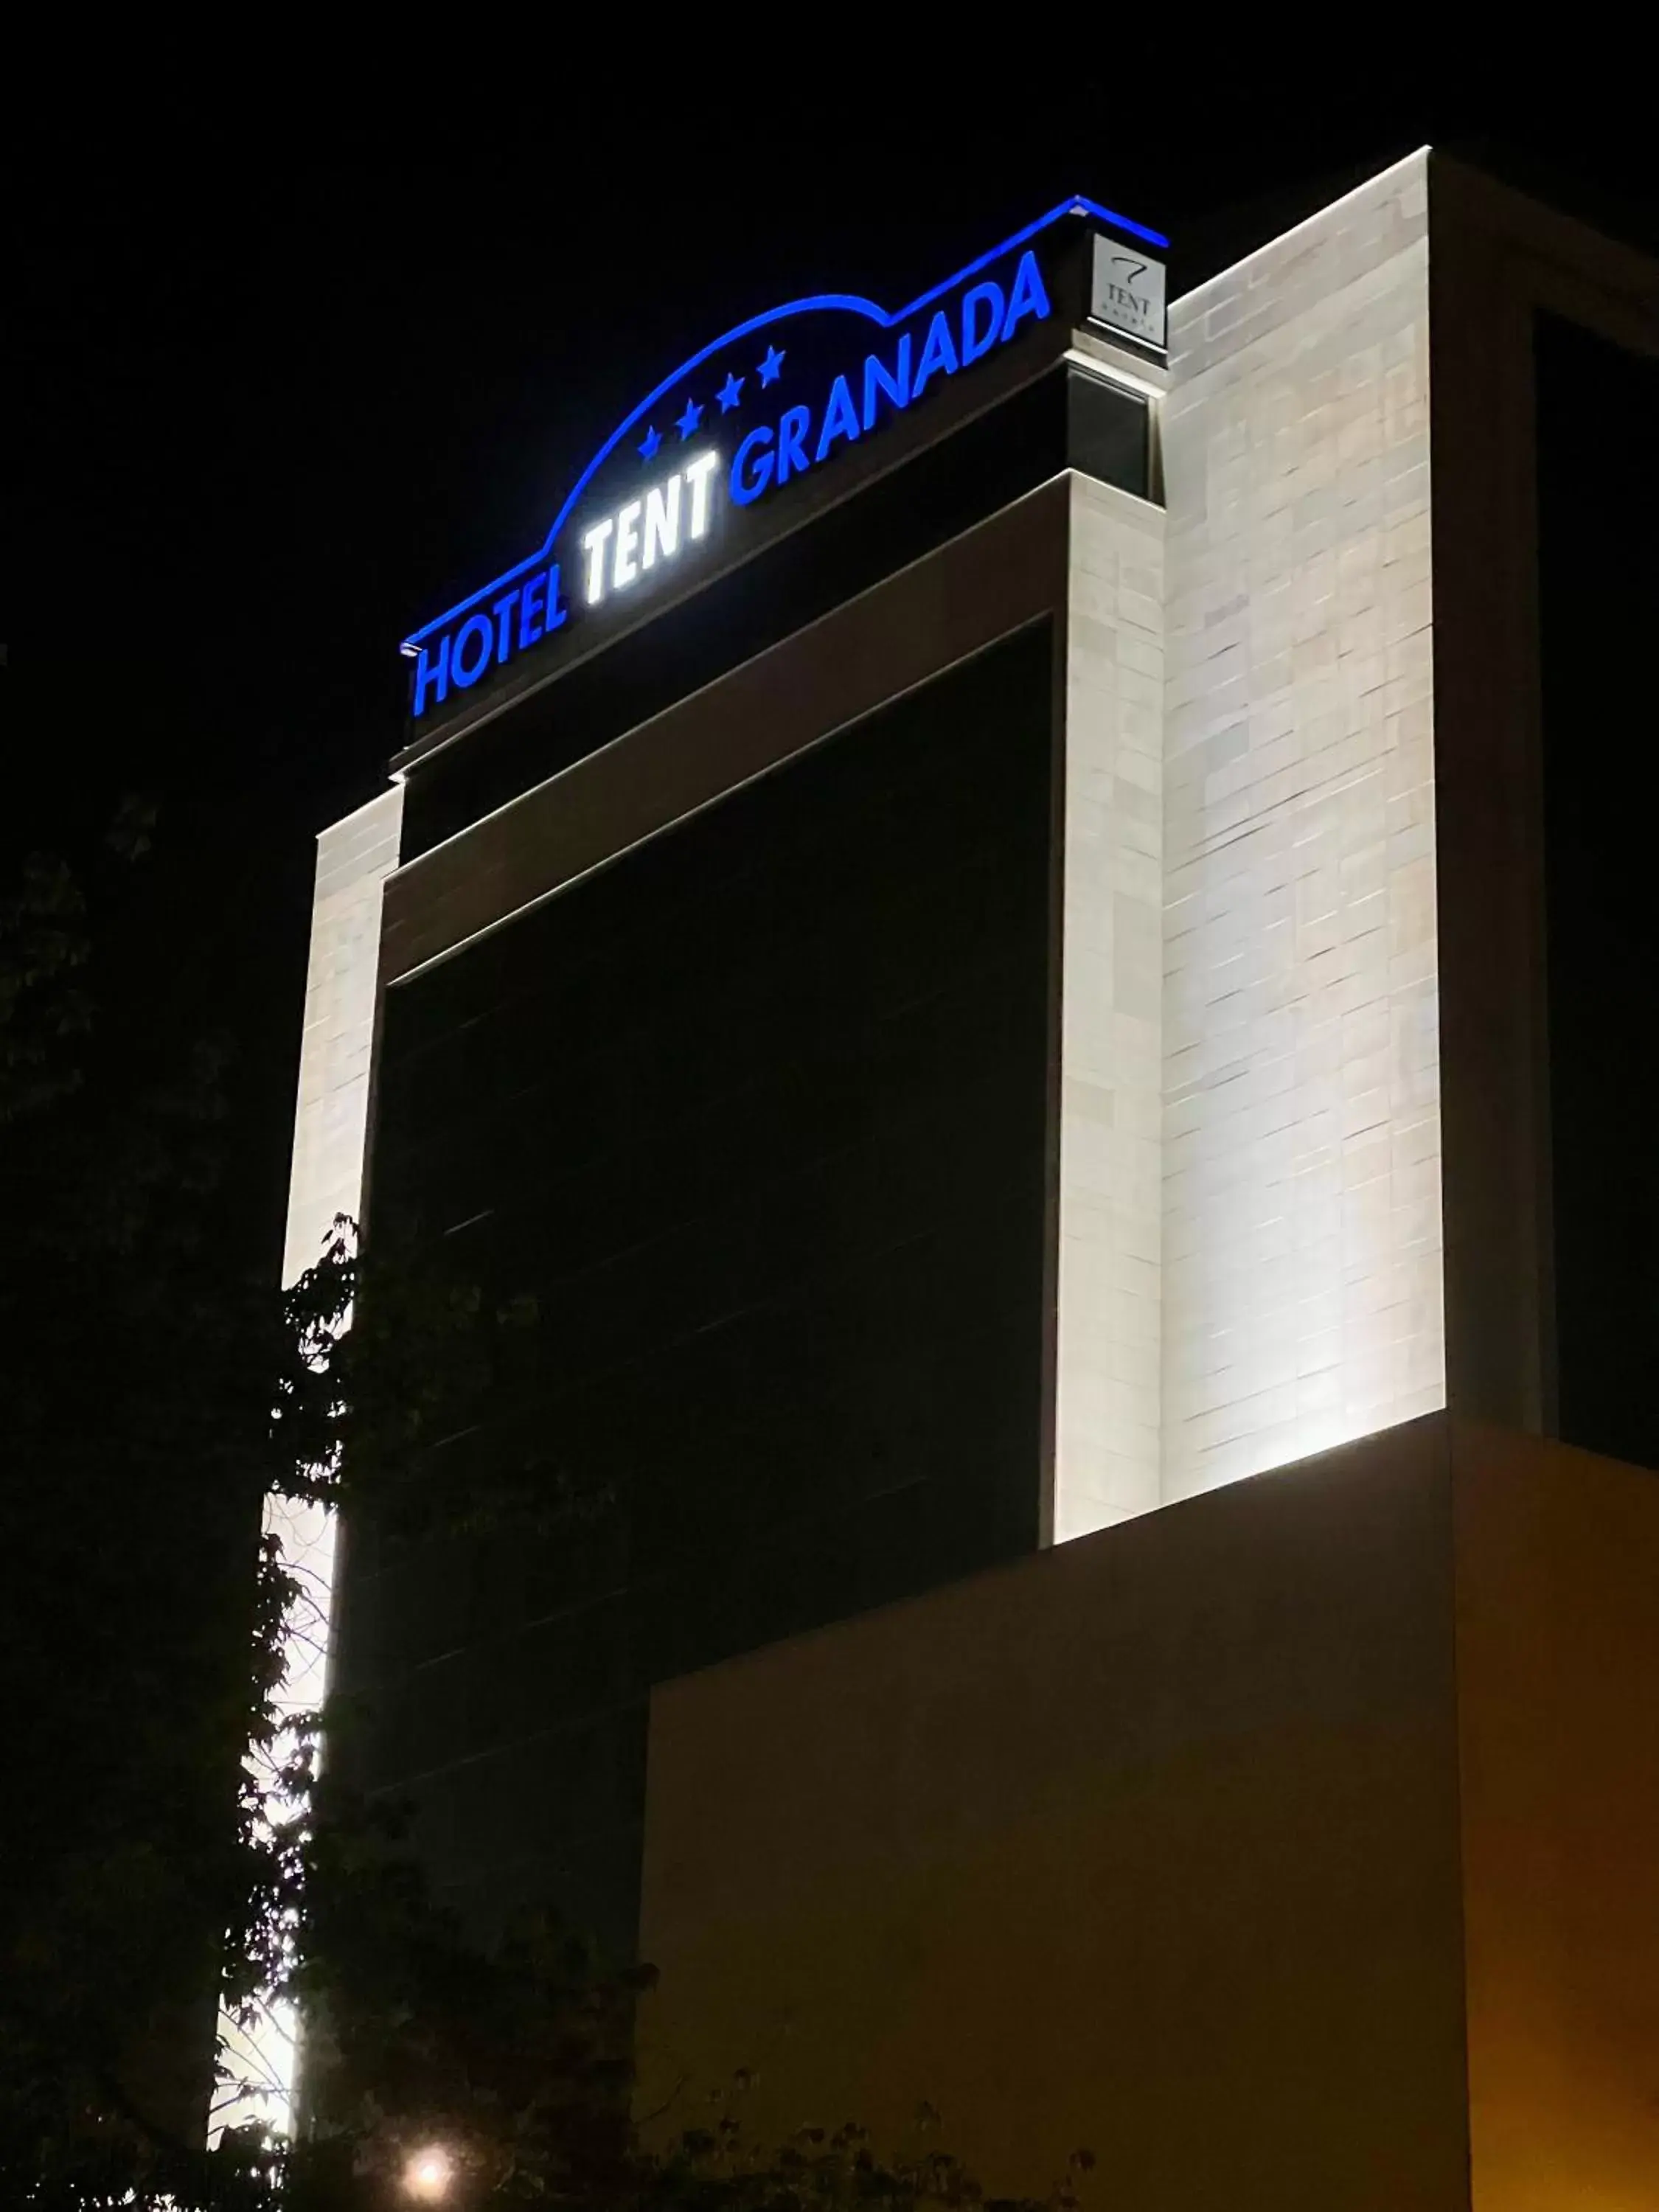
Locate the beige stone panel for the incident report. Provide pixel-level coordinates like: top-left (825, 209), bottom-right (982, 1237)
top-left (639, 1417), bottom-right (1471, 2210)
top-left (639, 1416), bottom-right (1659, 2208)
top-left (282, 786), bottom-right (405, 1284)
top-left (1453, 1426), bottom-right (1659, 2210)
top-left (1052, 473), bottom-right (1165, 1537)
top-left (1161, 152), bottom-right (1443, 1499)
top-left (216, 781), bottom-right (403, 2140)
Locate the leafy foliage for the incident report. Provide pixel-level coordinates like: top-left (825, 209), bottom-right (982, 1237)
top-left (1, 804), bottom-right (289, 2195)
top-left (0, 822), bottom-right (1089, 2210)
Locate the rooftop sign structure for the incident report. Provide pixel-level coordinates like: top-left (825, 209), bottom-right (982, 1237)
top-left (400, 193), bottom-right (1169, 726)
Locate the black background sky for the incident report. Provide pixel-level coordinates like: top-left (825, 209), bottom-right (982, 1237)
top-left (10, 67), bottom-right (1655, 1277)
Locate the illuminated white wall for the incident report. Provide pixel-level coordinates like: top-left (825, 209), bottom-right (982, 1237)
top-left (280, 787), bottom-right (406, 1288)
top-left (1158, 151), bottom-right (1443, 1500)
top-left (1051, 468), bottom-right (1166, 1539)
top-left (215, 783), bottom-right (403, 2138)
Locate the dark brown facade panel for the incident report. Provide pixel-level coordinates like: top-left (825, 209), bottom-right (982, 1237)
top-left (380, 478), bottom-right (1074, 986)
top-left (1427, 156), bottom-right (1659, 1438)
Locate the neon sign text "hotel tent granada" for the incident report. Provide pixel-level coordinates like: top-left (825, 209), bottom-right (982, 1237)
top-left (402, 195), bottom-right (1169, 721)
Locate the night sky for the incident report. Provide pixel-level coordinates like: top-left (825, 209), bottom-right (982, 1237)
top-left (11, 74), bottom-right (1654, 1276)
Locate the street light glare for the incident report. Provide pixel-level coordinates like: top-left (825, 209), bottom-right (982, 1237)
top-left (403, 2144), bottom-right (454, 2200)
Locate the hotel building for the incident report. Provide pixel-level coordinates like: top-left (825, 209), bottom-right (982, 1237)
top-left (283, 153), bottom-right (1659, 2205)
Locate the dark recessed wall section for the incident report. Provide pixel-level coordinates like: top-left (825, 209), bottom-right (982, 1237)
top-left (336, 625), bottom-right (1056, 1954)
top-left (1068, 367), bottom-right (1150, 490)
top-left (400, 368), bottom-right (1143, 861)
top-left (1534, 313), bottom-right (1659, 1470)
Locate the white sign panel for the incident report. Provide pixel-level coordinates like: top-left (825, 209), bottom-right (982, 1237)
top-left (1090, 237), bottom-right (1166, 349)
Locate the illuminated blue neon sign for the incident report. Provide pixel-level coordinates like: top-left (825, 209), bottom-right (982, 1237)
top-left (403, 194), bottom-right (1167, 722)
top-left (726, 249), bottom-right (1051, 509)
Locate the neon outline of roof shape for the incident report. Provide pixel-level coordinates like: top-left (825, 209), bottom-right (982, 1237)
top-left (400, 193), bottom-right (1167, 655)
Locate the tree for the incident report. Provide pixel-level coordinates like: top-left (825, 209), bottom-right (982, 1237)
top-left (1, 808), bottom-right (285, 2194)
top-left (0, 808), bottom-right (566, 2206)
top-left (0, 822), bottom-right (1088, 2211)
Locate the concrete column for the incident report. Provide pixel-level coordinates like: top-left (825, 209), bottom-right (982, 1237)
top-left (215, 782), bottom-right (403, 2138)
top-left (282, 785), bottom-right (406, 1284)
top-left (1051, 473), bottom-right (1166, 1537)
top-left (1159, 152), bottom-right (1444, 1500)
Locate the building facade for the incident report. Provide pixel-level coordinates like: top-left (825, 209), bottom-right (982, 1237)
top-left (280, 151), bottom-right (1659, 2199)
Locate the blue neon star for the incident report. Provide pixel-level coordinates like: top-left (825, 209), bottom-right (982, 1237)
top-left (716, 369), bottom-right (744, 413)
top-left (675, 395), bottom-right (703, 439)
top-left (757, 344), bottom-right (785, 387)
top-left (638, 423), bottom-right (661, 460)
